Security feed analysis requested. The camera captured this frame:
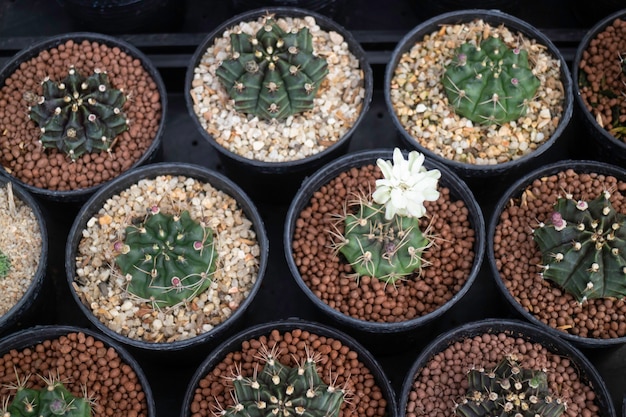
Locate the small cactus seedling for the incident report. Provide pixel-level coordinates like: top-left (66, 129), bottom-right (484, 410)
top-left (114, 207), bottom-right (218, 308)
top-left (0, 249), bottom-right (9, 278)
top-left (442, 36), bottom-right (540, 125)
top-left (2, 373), bottom-right (92, 417)
top-left (533, 190), bottom-right (626, 303)
top-left (28, 66), bottom-right (129, 161)
top-left (454, 355), bottom-right (565, 417)
top-left (216, 15), bottom-right (329, 120)
top-left (219, 345), bottom-right (346, 417)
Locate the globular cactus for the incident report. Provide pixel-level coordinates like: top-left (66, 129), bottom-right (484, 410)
top-left (532, 190), bottom-right (626, 303)
top-left (333, 199), bottom-right (430, 284)
top-left (3, 373), bottom-right (92, 417)
top-left (0, 249), bottom-right (9, 278)
top-left (216, 16), bottom-right (329, 120)
top-left (454, 355), bottom-right (565, 417)
top-left (442, 36), bottom-right (540, 125)
top-left (220, 345), bottom-right (346, 417)
top-left (28, 66), bottom-right (128, 161)
top-left (114, 206), bottom-right (218, 308)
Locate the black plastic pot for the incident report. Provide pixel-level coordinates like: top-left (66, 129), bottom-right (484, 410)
top-left (184, 7), bottom-right (373, 204)
top-left (571, 1), bottom-right (624, 28)
top-left (0, 32), bottom-right (167, 203)
top-left (384, 9), bottom-right (573, 181)
top-left (488, 159), bottom-right (626, 348)
top-left (180, 318), bottom-right (398, 417)
top-left (0, 176), bottom-right (48, 337)
top-left (64, 162), bottom-right (269, 353)
top-left (231, 0), bottom-right (347, 21)
top-left (412, 0), bottom-right (521, 21)
top-left (284, 148), bottom-right (485, 354)
top-left (398, 318), bottom-right (616, 417)
top-left (0, 324), bottom-right (156, 416)
top-left (572, 9), bottom-right (626, 166)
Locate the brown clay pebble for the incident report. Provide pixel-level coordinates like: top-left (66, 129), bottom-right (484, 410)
top-left (189, 329), bottom-right (387, 417)
top-left (0, 332), bottom-right (149, 416)
top-left (494, 169), bottom-right (626, 338)
top-left (291, 163), bottom-right (475, 322)
top-left (0, 39), bottom-right (161, 191)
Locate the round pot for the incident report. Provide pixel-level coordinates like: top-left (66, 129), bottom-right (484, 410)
top-left (385, 9), bottom-right (573, 181)
top-left (284, 148), bottom-right (485, 354)
top-left (412, 0), bottom-right (521, 21)
top-left (180, 318), bottom-right (397, 417)
top-left (65, 162), bottom-right (269, 353)
top-left (185, 7), bottom-right (373, 203)
top-left (573, 9), bottom-right (626, 166)
top-left (0, 176), bottom-right (48, 336)
top-left (399, 318), bottom-right (615, 417)
top-left (0, 32), bottom-right (167, 203)
top-left (571, 1), bottom-right (624, 27)
top-left (488, 159), bottom-right (626, 348)
top-left (230, 0), bottom-right (347, 21)
top-left (0, 324), bottom-right (156, 416)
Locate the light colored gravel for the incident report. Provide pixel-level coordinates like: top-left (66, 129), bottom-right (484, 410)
top-left (389, 19), bottom-right (566, 165)
top-left (73, 174), bottom-right (261, 343)
top-left (0, 183), bottom-right (42, 317)
top-left (190, 14), bottom-right (366, 162)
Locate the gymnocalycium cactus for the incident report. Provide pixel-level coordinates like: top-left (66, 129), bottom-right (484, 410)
top-left (454, 355), bottom-right (565, 417)
top-left (216, 15), bottom-right (329, 120)
top-left (28, 66), bottom-right (129, 161)
top-left (0, 249), bottom-right (9, 278)
top-left (2, 373), bottom-right (92, 417)
top-left (442, 36), bottom-right (540, 125)
top-left (219, 345), bottom-right (346, 417)
top-left (330, 148), bottom-right (440, 284)
top-left (114, 206), bottom-right (218, 308)
top-left (532, 190), bottom-right (626, 303)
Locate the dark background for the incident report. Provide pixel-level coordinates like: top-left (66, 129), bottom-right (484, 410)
top-left (1, 0), bottom-right (625, 416)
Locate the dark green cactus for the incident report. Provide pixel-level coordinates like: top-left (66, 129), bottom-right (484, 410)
top-left (0, 249), bottom-right (9, 278)
top-left (221, 345), bottom-right (345, 417)
top-left (442, 36), bottom-right (540, 125)
top-left (532, 191), bottom-right (626, 303)
top-left (335, 199), bottom-right (430, 284)
top-left (3, 374), bottom-right (92, 417)
top-left (216, 16), bottom-right (329, 120)
top-left (114, 207), bottom-right (218, 308)
top-left (454, 356), bottom-right (565, 417)
top-left (28, 66), bottom-right (128, 161)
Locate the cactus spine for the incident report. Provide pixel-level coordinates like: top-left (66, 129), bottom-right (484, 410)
top-left (114, 206), bottom-right (218, 308)
top-left (442, 36), bottom-right (540, 125)
top-left (454, 356), bottom-right (565, 417)
top-left (0, 249), bottom-right (9, 278)
top-left (532, 190), bottom-right (626, 303)
top-left (28, 66), bottom-right (128, 161)
top-left (216, 15), bottom-right (329, 120)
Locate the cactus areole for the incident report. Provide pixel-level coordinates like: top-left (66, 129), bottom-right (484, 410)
top-left (216, 15), bottom-right (329, 120)
top-left (28, 66), bottom-right (129, 161)
top-left (442, 36), bottom-right (540, 125)
top-left (4, 376), bottom-right (92, 417)
top-left (533, 191), bottom-right (626, 303)
top-left (114, 208), bottom-right (218, 308)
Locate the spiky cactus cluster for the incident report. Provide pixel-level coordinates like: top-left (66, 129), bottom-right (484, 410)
top-left (114, 207), bottom-right (218, 308)
top-left (0, 249), bottom-right (9, 278)
top-left (532, 190), bottom-right (626, 303)
top-left (442, 36), bottom-right (540, 125)
top-left (216, 15), bottom-right (329, 120)
top-left (454, 356), bottom-right (565, 417)
top-left (220, 345), bottom-right (346, 417)
top-left (335, 199), bottom-right (430, 284)
top-left (2, 373), bottom-right (92, 417)
top-left (28, 66), bottom-right (128, 161)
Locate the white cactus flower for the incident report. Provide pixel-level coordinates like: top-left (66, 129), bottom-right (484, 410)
top-left (372, 148), bottom-right (441, 220)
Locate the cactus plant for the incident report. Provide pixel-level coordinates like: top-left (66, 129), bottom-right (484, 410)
top-left (28, 66), bottom-right (129, 161)
top-left (0, 249), bottom-right (9, 278)
top-left (454, 355), bottom-right (565, 417)
top-left (3, 373), bottom-right (92, 417)
top-left (442, 36), bottom-right (540, 125)
top-left (215, 15), bottom-right (329, 120)
top-left (114, 206), bottom-right (218, 308)
top-left (532, 190), bottom-right (626, 303)
top-left (219, 344), bottom-right (346, 417)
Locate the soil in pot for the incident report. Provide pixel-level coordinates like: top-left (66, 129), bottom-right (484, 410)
top-left (70, 168), bottom-right (263, 346)
top-left (492, 166), bottom-right (626, 340)
top-left (0, 37), bottom-right (163, 194)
